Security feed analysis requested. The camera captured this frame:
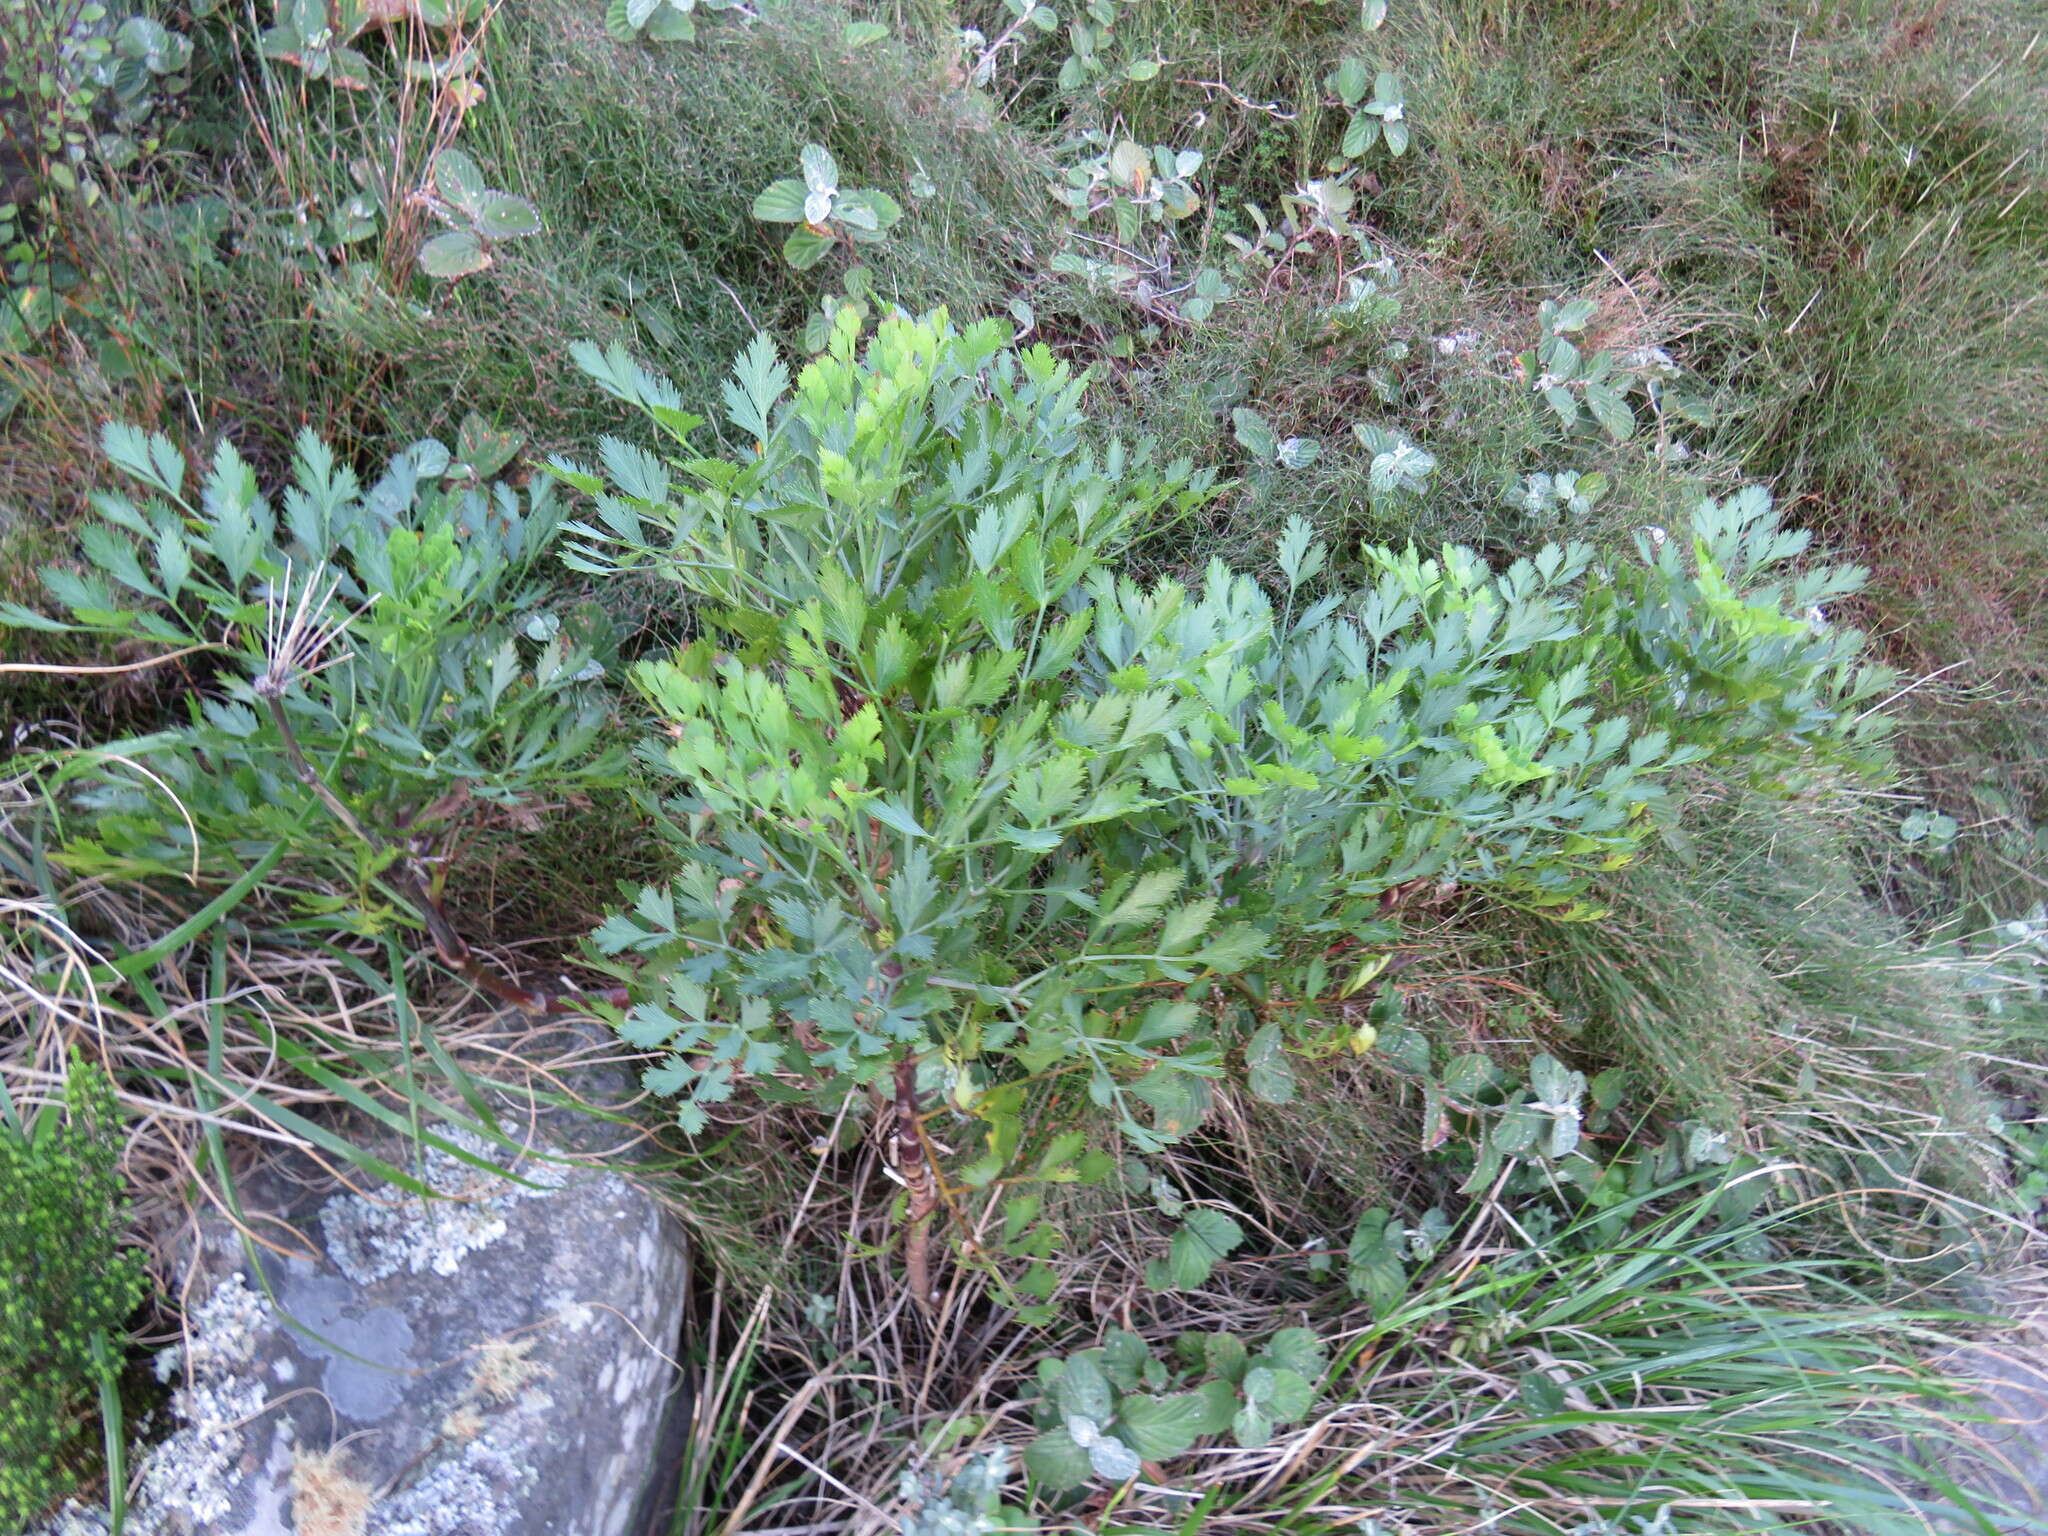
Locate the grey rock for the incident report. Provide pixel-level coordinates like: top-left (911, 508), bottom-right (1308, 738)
top-left (1939, 1340), bottom-right (2048, 1532)
top-left (99, 1102), bottom-right (688, 1536)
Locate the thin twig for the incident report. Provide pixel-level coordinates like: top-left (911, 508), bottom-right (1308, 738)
top-left (0, 643), bottom-right (218, 677)
top-left (250, 573), bottom-right (625, 1016)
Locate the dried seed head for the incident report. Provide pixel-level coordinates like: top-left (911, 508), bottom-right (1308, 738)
top-left (254, 560), bottom-right (359, 698)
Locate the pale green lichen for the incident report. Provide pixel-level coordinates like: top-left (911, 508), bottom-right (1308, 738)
top-left (320, 1128), bottom-right (568, 1285)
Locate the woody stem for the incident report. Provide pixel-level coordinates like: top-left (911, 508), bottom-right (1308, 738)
top-left (895, 1053), bottom-right (938, 1313)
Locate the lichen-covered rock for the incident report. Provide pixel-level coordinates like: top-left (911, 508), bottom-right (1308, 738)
top-left (63, 1115), bottom-right (688, 1536)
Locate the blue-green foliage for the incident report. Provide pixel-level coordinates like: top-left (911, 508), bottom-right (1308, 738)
top-left (560, 308), bottom-right (1891, 1168)
top-left (0, 424), bottom-right (622, 907)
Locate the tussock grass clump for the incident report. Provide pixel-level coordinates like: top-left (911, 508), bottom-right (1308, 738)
top-left (1524, 782), bottom-right (2034, 1271)
top-left (1354, 0), bottom-right (2048, 907)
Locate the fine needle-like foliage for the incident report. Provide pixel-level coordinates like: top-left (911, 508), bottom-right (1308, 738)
top-left (0, 1053), bottom-right (148, 1531)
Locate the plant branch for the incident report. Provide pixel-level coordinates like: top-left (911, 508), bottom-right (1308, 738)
top-left (255, 687), bottom-right (625, 1016)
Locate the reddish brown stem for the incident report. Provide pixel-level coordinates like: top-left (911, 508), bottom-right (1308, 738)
top-left (895, 1054), bottom-right (939, 1314)
top-left (259, 689), bottom-right (628, 1017)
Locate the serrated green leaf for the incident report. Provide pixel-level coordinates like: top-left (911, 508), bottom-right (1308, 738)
top-left (1105, 866), bottom-right (1184, 929)
top-left (476, 191), bottom-right (541, 240)
top-left (419, 228), bottom-right (488, 278)
top-left (752, 178), bottom-right (808, 223)
top-left (1158, 896), bottom-right (1217, 953)
top-left (1258, 1327), bottom-right (1325, 1381)
top-left (1520, 1369), bottom-right (1566, 1416)
top-left (1151, 1208), bottom-right (1243, 1291)
top-left (1232, 1404), bottom-right (1274, 1448)
top-left (1492, 1103), bottom-right (1546, 1154)
top-left (1025, 1427), bottom-right (1092, 1490)
top-left (1441, 1052), bottom-right (1497, 1098)
top-left (782, 228), bottom-right (835, 269)
top-left (1053, 1354), bottom-right (1115, 1422)
top-left (1115, 1391), bottom-right (1212, 1460)
top-left (0, 601), bottom-right (74, 632)
top-left (1192, 922), bottom-right (1266, 972)
top-left (1088, 1434), bottom-right (1140, 1481)
top-left (434, 147), bottom-right (487, 217)
top-left (646, 6), bottom-right (695, 40)
top-left (1243, 1364), bottom-right (1313, 1421)
top-left (1231, 407), bottom-right (1277, 463)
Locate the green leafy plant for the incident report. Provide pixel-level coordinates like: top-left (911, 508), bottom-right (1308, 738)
top-left (417, 144), bottom-right (544, 279)
top-left (260, 0), bottom-right (487, 89)
top-left (897, 1449), bottom-right (1021, 1535)
top-left (1222, 187), bottom-right (1394, 307)
top-left (0, 1052), bottom-right (148, 1532)
top-left (1899, 804), bottom-right (1960, 855)
top-left (1, 0), bottom-right (191, 199)
top-left (1054, 0), bottom-right (1121, 91)
top-left (1231, 406), bottom-right (1320, 470)
top-left (558, 309), bottom-right (1892, 1314)
top-left (1330, 1181), bottom-right (2005, 1531)
top-left (557, 308), bottom-right (1221, 1297)
top-left (1508, 468), bottom-right (1611, 527)
top-left (1354, 1026), bottom-right (1775, 1307)
top-left (1518, 299), bottom-right (1712, 444)
top-left (1047, 247), bottom-right (1231, 326)
top-left (1023, 1324), bottom-right (1327, 1490)
top-left (752, 144), bottom-right (903, 270)
top-left (958, 0), bottom-right (1060, 88)
top-left (1145, 1205), bottom-right (1244, 1291)
top-left (0, 420), bottom-right (623, 1007)
top-left (0, 0), bottom-right (192, 408)
top-left (1052, 135), bottom-right (1204, 243)
top-left (1326, 58), bottom-right (1409, 161)
top-left (1047, 135), bottom-right (1230, 323)
top-left (1998, 1111), bottom-right (2048, 1210)
top-left (1352, 421), bottom-right (1436, 514)
top-left (240, 0), bottom-right (552, 292)
top-left (603, 0), bottom-right (737, 44)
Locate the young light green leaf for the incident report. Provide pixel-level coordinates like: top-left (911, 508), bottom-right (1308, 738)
top-left (1104, 867), bottom-right (1185, 929)
top-left (800, 143), bottom-right (839, 195)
